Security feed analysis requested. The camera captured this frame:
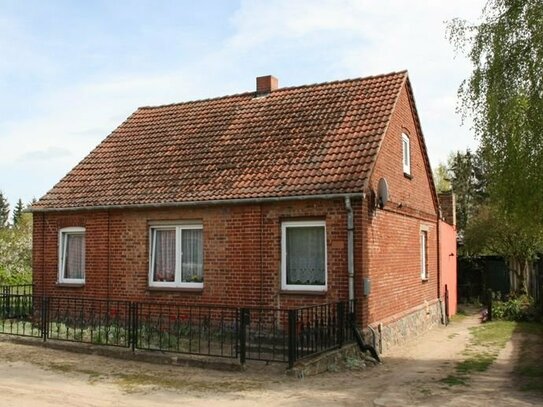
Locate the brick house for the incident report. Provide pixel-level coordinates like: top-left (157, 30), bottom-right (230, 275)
top-left (31, 71), bottom-right (446, 351)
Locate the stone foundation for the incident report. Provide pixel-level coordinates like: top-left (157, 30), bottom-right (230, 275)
top-left (289, 343), bottom-right (379, 378)
top-left (366, 299), bottom-right (444, 354)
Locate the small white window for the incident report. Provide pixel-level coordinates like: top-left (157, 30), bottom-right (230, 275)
top-left (402, 133), bottom-right (411, 175)
top-left (420, 230), bottom-right (428, 280)
top-left (281, 220), bottom-right (327, 292)
top-left (149, 224), bottom-right (203, 288)
top-left (58, 227), bottom-right (86, 284)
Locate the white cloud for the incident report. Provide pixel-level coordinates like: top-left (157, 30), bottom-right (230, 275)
top-left (17, 147), bottom-right (71, 162)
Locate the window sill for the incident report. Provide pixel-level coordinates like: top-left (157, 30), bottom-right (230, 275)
top-left (403, 172), bottom-right (413, 180)
top-left (147, 287), bottom-right (204, 293)
top-left (56, 282), bottom-right (85, 288)
top-left (421, 278), bottom-right (429, 282)
top-left (280, 290), bottom-right (327, 296)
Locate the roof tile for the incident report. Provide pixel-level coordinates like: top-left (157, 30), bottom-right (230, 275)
top-left (33, 71), bottom-right (406, 210)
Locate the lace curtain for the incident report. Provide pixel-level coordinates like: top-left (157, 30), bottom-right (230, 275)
top-left (181, 229), bottom-right (203, 282)
top-left (152, 228), bottom-right (203, 283)
top-left (286, 226), bottom-right (325, 285)
top-left (153, 229), bottom-right (176, 282)
top-left (64, 233), bottom-right (85, 279)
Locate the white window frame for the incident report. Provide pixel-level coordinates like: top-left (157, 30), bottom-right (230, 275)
top-left (402, 133), bottom-right (411, 175)
top-left (281, 220), bottom-right (327, 292)
top-left (58, 227), bottom-right (86, 284)
top-left (420, 230), bottom-right (428, 280)
top-left (148, 223), bottom-right (204, 289)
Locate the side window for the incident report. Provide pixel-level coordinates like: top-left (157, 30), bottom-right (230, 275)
top-left (402, 133), bottom-right (411, 175)
top-left (281, 220), bottom-right (327, 291)
top-left (420, 230), bottom-right (428, 280)
top-left (58, 227), bottom-right (86, 284)
top-left (149, 224), bottom-right (204, 288)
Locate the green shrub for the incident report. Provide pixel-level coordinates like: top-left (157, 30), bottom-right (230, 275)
top-left (0, 267), bottom-right (32, 285)
top-left (492, 294), bottom-right (539, 322)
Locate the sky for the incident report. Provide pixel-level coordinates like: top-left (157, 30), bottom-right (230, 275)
top-left (0, 0), bottom-right (486, 208)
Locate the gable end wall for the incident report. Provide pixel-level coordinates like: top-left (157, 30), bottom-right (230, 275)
top-left (359, 82), bottom-right (439, 328)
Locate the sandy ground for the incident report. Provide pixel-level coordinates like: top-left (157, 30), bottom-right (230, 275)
top-left (0, 314), bottom-right (541, 407)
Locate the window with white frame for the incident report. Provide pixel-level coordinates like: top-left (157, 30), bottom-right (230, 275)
top-left (420, 230), bottom-right (428, 280)
top-left (58, 227), bottom-right (86, 284)
top-left (149, 224), bottom-right (203, 288)
top-left (402, 133), bottom-right (411, 175)
top-left (281, 220), bottom-right (327, 291)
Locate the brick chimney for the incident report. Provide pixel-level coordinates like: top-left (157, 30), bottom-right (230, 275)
top-left (438, 192), bottom-right (456, 226)
top-left (256, 75), bottom-right (278, 95)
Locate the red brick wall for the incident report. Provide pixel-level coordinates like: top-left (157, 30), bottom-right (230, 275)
top-left (31, 82), bottom-right (439, 330)
top-left (33, 199), bottom-right (363, 311)
top-left (360, 82), bottom-right (439, 326)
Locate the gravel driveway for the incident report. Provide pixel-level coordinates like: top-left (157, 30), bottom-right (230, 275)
top-left (0, 313), bottom-right (540, 407)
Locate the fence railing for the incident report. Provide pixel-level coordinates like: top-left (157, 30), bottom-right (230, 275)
top-left (135, 302), bottom-right (239, 358)
top-left (1, 284), bottom-right (33, 296)
top-left (0, 286), bottom-right (356, 368)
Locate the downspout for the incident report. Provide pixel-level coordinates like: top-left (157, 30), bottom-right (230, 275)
top-left (437, 214), bottom-right (441, 299)
top-left (344, 196), bottom-right (355, 311)
top-left (345, 195), bottom-right (381, 362)
top-left (437, 213), bottom-right (446, 325)
top-left (42, 213), bottom-right (45, 297)
top-left (107, 210), bottom-right (111, 301)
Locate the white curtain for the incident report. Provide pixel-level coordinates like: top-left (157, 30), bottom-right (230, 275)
top-left (286, 227), bottom-right (325, 285)
top-left (181, 229), bottom-right (203, 282)
top-left (64, 234), bottom-right (85, 279)
top-left (153, 229), bottom-right (176, 282)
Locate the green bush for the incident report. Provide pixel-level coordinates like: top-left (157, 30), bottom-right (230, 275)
top-left (0, 267), bottom-right (31, 285)
top-left (0, 213), bottom-right (32, 285)
top-left (492, 294), bottom-right (539, 322)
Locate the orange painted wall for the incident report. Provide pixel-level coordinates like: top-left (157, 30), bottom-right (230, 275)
top-left (439, 220), bottom-right (457, 316)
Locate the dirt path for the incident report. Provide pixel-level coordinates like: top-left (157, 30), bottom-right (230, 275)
top-left (0, 314), bottom-right (540, 407)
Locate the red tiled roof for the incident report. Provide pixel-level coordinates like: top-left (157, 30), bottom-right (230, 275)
top-left (33, 71), bottom-right (408, 210)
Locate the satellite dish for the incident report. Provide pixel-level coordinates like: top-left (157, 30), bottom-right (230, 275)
top-left (377, 178), bottom-right (389, 209)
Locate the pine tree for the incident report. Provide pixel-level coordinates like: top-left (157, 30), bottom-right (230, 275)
top-left (12, 199), bottom-right (24, 227)
top-left (0, 191), bottom-right (9, 228)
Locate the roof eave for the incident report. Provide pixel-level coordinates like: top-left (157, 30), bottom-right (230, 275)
top-left (29, 192), bottom-right (366, 213)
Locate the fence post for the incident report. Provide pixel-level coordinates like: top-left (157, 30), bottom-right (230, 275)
top-left (4, 286), bottom-right (10, 317)
top-left (444, 284), bottom-right (450, 325)
top-left (337, 302), bottom-right (345, 348)
top-left (129, 302), bottom-right (137, 352)
top-left (487, 289), bottom-right (493, 322)
top-left (41, 296), bottom-right (48, 342)
top-left (239, 308), bottom-right (248, 365)
top-left (287, 309), bottom-right (297, 369)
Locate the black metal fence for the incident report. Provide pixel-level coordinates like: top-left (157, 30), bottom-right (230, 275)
top-left (0, 286), bottom-right (356, 368)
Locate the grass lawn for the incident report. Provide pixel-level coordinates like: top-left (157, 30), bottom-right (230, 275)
top-left (440, 320), bottom-right (516, 387)
top-left (440, 318), bottom-right (543, 395)
top-left (514, 322), bottom-right (543, 394)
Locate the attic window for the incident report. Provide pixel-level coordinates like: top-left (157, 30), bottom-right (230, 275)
top-left (402, 133), bottom-right (411, 175)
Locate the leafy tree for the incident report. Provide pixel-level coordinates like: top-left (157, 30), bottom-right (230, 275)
top-left (0, 191), bottom-right (9, 228)
top-left (446, 149), bottom-right (487, 235)
top-left (433, 162), bottom-right (451, 193)
top-left (448, 0), bottom-right (543, 229)
top-left (0, 212), bottom-right (32, 284)
top-left (12, 199), bottom-right (24, 227)
top-left (449, 0), bottom-right (543, 293)
top-left (464, 206), bottom-right (543, 293)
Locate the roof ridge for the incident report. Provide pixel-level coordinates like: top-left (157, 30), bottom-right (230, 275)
top-left (138, 70), bottom-right (408, 111)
